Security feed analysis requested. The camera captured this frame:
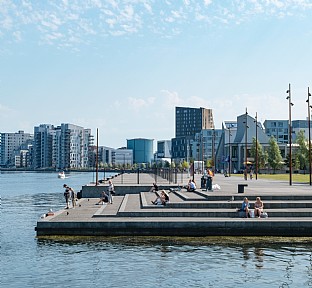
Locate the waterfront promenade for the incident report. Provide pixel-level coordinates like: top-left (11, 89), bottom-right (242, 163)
top-left (36, 172), bottom-right (312, 237)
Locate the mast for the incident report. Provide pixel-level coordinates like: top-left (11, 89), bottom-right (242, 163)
top-left (96, 128), bottom-right (99, 186)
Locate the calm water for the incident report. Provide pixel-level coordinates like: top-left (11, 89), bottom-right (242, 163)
top-left (1, 172), bottom-right (312, 288)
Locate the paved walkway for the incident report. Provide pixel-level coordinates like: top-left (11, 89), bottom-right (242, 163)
top-left (36, 173), bottom-right (312, 237)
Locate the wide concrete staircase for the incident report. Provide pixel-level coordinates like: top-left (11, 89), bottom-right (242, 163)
top-left (93, 188), bottom-right (312, 218)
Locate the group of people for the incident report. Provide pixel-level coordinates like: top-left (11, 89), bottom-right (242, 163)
top-left (64, 180), bottom-right (116, 208)
top-left (98, 180), bottom-right (115, 205)
top-left (240, 196), bottom-right (264, 218)
top-left (148, 182), bottom-right (169, 205)
top-left (63, 184), bottom-right (76, 209)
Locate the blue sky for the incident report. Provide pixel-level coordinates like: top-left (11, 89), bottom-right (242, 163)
top-left (1, 0), bottom-right (312, 148)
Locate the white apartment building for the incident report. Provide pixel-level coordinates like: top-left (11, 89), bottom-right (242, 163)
top-left (34, 123), bottom-right (93, 170)
top-left (0, 130), bottom-right (33, 167)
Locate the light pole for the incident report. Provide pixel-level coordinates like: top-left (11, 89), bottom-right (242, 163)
top-left (254, 112), bottom-right (258, 180)
top-left (212, 128), bottom-right (215, 173)
top-left (243, 109), bottom-right (249, 180)
top-left (96, 128), bottom-right (99, 186)
top-left (307, 87), bottom-right (312, 185)
top-left (228, 125), bottom-right (232, 177)
top-left (286, 83), bottom-right (294, 186)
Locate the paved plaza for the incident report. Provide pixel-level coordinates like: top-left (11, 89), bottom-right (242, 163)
top-left (36, 172), bottom-right (312, 237)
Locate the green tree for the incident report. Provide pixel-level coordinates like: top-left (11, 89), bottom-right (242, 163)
top-left (295, 130), bottom-right (308, 170)
top-left (205, 159), bottom-right (210, 168)
top-left (250, 137), bottom-right (266, 170)
top-left (182, 160), bottom-right (189, 170)
top-left (170, 161), bottom-right (176, 169)
top-left (178, 162), bottom-right (183, 171)
top-left (267, 136), bottom-right (283, 173)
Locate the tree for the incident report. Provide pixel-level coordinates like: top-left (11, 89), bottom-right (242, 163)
top-left (250, 137), bottom-right (266, 171)
top-left (295, 130), bottom-right (308, 170)
top-left (164, 161), bottom-right (170, 168)
top-left (182, 160), bottom-right (189, 170)
top-left (267, 136), bottom-right (283, 173)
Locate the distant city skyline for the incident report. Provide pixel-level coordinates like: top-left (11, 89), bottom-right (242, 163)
top-left (1, 1), bottom-right (312, 148)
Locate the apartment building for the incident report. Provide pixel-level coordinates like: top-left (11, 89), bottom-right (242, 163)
top-left (0, 130), bottom-right (33, 167)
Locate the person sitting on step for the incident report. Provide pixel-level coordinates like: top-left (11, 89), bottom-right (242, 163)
top-left (254, 197), bottom-right (264, 218)
top-left (187, 179), bottom-right (196, 192)
top-left (152, 190), bottom-right (169, 206)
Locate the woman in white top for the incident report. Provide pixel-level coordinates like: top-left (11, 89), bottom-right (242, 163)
top-left (107, 180), bottom-right (115, 204)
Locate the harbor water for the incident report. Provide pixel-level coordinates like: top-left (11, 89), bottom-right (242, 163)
top-left (1, 172), bottom-right (312, 288)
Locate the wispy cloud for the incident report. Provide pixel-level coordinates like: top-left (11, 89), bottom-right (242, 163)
top-left (0, 0), bottom-right (312, 49)
top-left (128, 96), bottom-right (155, 111)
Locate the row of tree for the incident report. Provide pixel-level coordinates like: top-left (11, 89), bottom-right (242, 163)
top-left (250, 130), bottom-right (309, 173)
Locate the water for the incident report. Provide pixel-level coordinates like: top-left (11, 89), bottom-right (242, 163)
top-left (1, 172), bottom-right (312, 288)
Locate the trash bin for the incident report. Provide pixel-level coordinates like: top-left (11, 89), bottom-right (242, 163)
top-left (238, 184), bottom-right (248, 193)
top-left (206, 176), bottom-right (212, 191)
top-left (201, 176), bottom-right (206, 189)
top-left (77, 191), bottom-right (82, 199)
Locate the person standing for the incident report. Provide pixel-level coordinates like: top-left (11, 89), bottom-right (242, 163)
top-left (70, 187), bottom-right (76, 208)
top-left (107, 180), bottom-right (115, 204)
top-left (63, 184), bottom-right (70, 209)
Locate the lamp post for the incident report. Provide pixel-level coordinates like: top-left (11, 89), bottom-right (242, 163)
top-left (254, 112), bottom-right (258, 180)
top-left (307, 87), bottom-right (312, 185)
top-left (96, 128), bottom-right (99, 186)
top-left (212, 128), bottom-right (215, 173)
top-left (243, 109), bottom-right (249, 180)
top-left (286, 83), bottom-right (294, 186)
top-left (228, 125), bottom-right (232, 177)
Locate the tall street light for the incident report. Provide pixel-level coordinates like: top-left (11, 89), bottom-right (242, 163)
top-left (244, 108), bottom-right (249, 179)
top-left (286, 83), bottom-right (294, 186)
top-left (306, 87), bottom-right (312, 185)
top-left (212, 128), bottom-right (215, 173)
top-left (228, 125), bottom-right (232, 177)
top-left (254, 112), bottom-right (258, 180)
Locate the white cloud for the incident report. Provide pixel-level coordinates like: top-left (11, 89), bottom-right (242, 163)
top-left (13, 30), bottom-right (22, 42)
top-left (128, 97), bottom-right (155, 111)
top-left (204, 0), bottom-right (212, 6)
top-left (161, 90), bottom-right (184, 108)
top-left (1, 1), bottom-right (312, 48)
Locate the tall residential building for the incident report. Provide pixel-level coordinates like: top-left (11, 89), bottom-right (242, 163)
top-left (33, 123), bottom-right (93, 170)
top-left (127, 138), bottom-right (154, 164)
top-left (175, 106), bottom-right (214, 138)
top-left (0, 130), bottom-right (33, 167)
top-left (33, 124), bottom-right (55, 169)
top-left (56, 123), bottom-right (93, 169)
top-left (172, 106), bottom-right (214, 161)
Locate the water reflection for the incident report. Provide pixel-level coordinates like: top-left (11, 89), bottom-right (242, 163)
top-left (254, 247), bottom-right (264, 268)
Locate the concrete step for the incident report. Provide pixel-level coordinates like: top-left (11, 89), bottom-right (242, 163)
top-left (165, 200), bottom-right (312, 209)
top-left (114, 207), bottom-right (312, 218)
top-left (188, 190), bottom-right (312, 201)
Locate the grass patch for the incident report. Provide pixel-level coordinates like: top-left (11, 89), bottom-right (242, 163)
top-left (232, 173), bottom-right (310, 183)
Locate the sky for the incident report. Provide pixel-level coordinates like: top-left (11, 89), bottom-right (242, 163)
top-left (1, 0), bottom-right (312, 148)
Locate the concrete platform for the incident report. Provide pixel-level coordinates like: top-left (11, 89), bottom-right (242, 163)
top-left (36, 173), bottom-right (312, 237)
